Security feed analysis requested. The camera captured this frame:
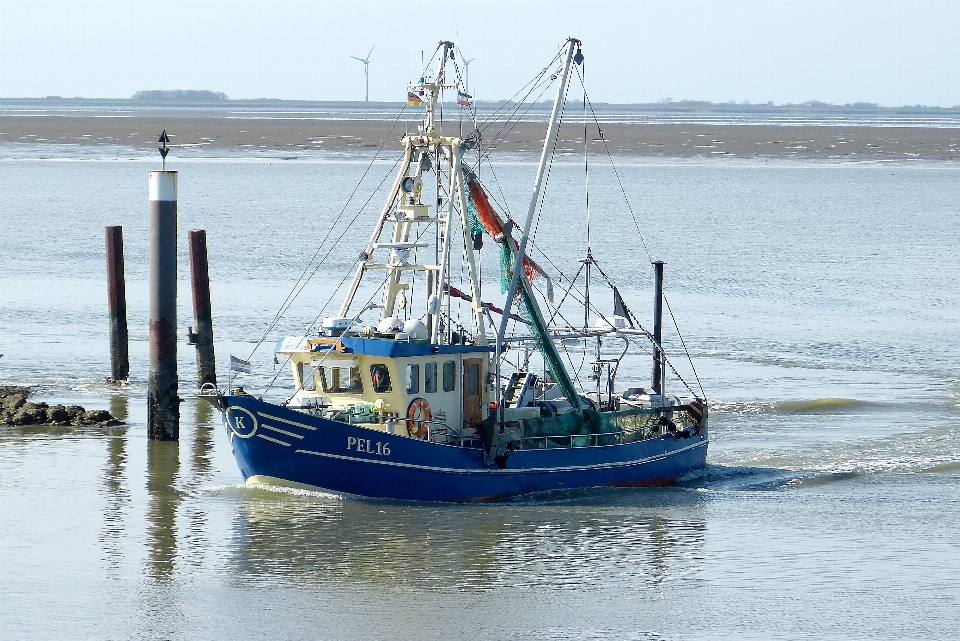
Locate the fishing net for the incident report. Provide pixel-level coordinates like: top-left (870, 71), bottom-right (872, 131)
top-left (465, 195), bottom-right (486, 238)
top-left (521, 406), bottom-right (660, 446)
top-left (500, 242), bottom-right (516, 294)
top-left (465, 178), bottom-right (580, 410)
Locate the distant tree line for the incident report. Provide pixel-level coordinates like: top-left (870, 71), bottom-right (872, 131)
top-left (132, 90), bottom-right (228, 101)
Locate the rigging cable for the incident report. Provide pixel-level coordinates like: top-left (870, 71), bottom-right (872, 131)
top-left (575, 66), bottom-right (651, 261)
top-left (475, 45), bottom-right (565, 130)
top-left (526, 240), bottom-right (699, 396)
top-left (261, 213), bottom-right (440, 396)
top-left (474, 46), bottom-right (566, 162)
top-left (663, 295), bottom-right (706, 398)
top-left (583, 60), bottom-right (591, 250)
top-left (527, 76), bottom-right (572, 267)
top-left (478, 77), bottom-right (558, 162)
top-left (590, 260), bottom-right (702, 397)
top-left (242, 107), bottom-right (409, 365)
top-left (499, 68), bottom-right (570, 347)
top-left (575, 66), bottom-right (706, 399)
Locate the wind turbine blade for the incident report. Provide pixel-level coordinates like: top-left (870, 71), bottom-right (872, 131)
top-left (351, 56), bottom-right (364, 62)
top-left (367, 45), bottom-right (375, 59)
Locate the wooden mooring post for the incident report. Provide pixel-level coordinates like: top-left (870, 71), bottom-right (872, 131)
top-left (148, 170), bottom-right (179, 441)
top-left (187, 229), bottom-right (217, 389)
top-left (105, 225), bottom-right (129, 382)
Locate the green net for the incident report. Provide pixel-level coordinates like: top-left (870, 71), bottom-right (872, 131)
top-left (465, 193), bottom-right (486, 237)
top-left (588, 407), bottom-right (660, 439)
top-left (499, 237), bottom-right (581, 412)
top-left (521, 406), bottom-right (660, 445)
top-left (467, 186), bottom-right (583, 416)
top-left (499, 243), bottom-right (515, 294)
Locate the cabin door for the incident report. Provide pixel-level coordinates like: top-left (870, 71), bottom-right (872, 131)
top-left (462, 358), bottom-right (483, 429)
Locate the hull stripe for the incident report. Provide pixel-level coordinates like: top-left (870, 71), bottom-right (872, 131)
top-left (294, 440), bottom-right (706, 476)
top-left (257, 412), bottom-right (318, 431)
top-left (257, 433), bottom-right (291, 446)
top-left (261, 424), bottom-right (305, 439)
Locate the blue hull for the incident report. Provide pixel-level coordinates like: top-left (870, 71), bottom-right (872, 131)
top-left (220, 394), bottom-right (708, 502)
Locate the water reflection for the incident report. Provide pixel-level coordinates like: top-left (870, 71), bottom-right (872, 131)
top-left (109, 393), bottom-right (129, 421)
top-left (145, 439), bottom-right (181, 581)
top-left (191, 398), bottom-right (214, 476)
top-left (100, 394), bottom-right (129, 576)
top-left (179, 399), bottom-right (216, 572)
top-left (229, 487), bottom-right (706, 591)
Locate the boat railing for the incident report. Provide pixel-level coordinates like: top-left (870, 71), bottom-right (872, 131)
top-left (433, 427), bottom-right (654, 450)
top-left (391, 417), bottom-right (458, 444)
top-left (521, 407), bottom-right (704, 448)
top-left (517, 429), bottom-right (649, 449)
top-left (425, 418), bottom-right (689, 450)
top-left (293, 406), bottom-right (698, 448)
top-left (519, 432), bottom-right (625, 449)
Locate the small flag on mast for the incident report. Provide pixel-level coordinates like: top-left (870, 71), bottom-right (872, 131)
top-left (230, 355), bottom-right (252, 373)
top-left (407, 91), bottom-right (423, 106)
top-left (457, 91), bottom-right (472, 107)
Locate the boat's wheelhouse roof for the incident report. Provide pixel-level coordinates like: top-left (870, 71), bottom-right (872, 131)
top-left (275, 335), bottom-right (493, 359)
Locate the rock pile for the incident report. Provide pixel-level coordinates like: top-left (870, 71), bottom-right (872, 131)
top-left (1, 386), bottom-right (120, 426)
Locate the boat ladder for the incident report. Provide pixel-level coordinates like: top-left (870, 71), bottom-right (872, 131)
top-left (503, 372), bottom-right (539, 408)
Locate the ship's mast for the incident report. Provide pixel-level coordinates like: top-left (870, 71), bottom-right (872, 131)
top-left (337, 41), bottom-right (486, 345)
top-left (495, 38), bottom-right (584, 414)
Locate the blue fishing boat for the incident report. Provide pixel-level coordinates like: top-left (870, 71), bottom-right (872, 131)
top-left (213, 38), bottom-right (708, 501)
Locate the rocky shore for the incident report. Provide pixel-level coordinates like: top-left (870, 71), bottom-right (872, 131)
top-left (1, 386), bottom-right (120, 426)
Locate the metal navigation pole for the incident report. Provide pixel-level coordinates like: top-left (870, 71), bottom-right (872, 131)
top-left (148, 131), bottom-right (179, 440)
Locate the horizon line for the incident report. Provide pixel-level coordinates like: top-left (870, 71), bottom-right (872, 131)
top-left (2, 95), bottom-right (959, 111)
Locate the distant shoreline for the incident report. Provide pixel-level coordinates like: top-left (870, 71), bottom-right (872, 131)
top-left (3, 95), bottom-right (959, 112)
top-left (2, 109), bottom-right (958, 160)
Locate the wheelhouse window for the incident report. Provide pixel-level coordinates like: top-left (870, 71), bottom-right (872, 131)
top-left (406, 364), bottom-right (420, 394)
top-left (442, 360), bottom-right (456, 392)
top-left (424, 362), bottom-right (437, 393)
top-left (319, 365), bottom-right (363, 394)
top-left (370, 364), bottom-right (392, 393)
top-left (298, 362), bottom-right (317, 392)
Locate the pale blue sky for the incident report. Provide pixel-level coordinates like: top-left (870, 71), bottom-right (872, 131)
top-left (1, 0), bottom-right (958, 106)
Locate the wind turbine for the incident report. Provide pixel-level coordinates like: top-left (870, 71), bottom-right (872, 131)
top-left (351, 45), bottom-right (375, 102)
top-left (463, 57), bottom-right (475, 95)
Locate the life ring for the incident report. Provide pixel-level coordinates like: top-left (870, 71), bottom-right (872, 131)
top-left (406, 397), bottom-right (432, 439)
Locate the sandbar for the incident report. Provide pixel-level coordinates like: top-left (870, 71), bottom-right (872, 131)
top-left (2, 114), bottom-right (958, 160)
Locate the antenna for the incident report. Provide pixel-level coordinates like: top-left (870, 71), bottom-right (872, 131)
top-left (351, 45), bottom-right (375, 102)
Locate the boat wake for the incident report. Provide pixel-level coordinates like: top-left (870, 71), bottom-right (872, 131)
top-left (204, 482), bottom-right (342, 501)
top-left (710, 397), bottom-right (943, 416)
top-left (774, 398), bottom-right (875, 414)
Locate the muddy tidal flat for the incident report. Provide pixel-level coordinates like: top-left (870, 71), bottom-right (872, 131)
top-left (2, 103), bottom-right (959, 160)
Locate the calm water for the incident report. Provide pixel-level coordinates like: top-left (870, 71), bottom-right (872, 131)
top-left (1, 147), bottom-right (959, 640)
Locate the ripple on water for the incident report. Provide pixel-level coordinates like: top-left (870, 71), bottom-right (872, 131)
top-left (213, 481), bottom-right (710, 592)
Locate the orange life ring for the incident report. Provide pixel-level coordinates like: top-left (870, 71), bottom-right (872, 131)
top-left (406, 397), bottom-right (432, 439)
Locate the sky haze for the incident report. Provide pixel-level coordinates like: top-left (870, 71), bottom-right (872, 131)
top-left (1, 0), bottom-right (958, 107)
